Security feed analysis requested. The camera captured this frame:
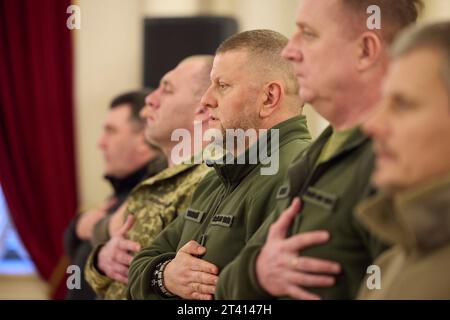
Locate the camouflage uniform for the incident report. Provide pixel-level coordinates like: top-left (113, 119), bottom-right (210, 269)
top-left (84, 162), bottom-right (211, 299)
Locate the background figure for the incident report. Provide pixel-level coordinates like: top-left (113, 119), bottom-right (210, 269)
top-left (84, 55), bottom-right (213, 300)
top-left (63, 90), bottom-right (166, 300)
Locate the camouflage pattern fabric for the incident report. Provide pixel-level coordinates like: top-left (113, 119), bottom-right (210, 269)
top-left (84, 162), bottom-right (211, 299)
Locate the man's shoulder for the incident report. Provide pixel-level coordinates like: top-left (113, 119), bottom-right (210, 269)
top-left (126, 164), bottom-right (210, 211)
top-left (135, 163), bottom-right (210, 190)
top-left (289, 127), bottom-right (373, 172)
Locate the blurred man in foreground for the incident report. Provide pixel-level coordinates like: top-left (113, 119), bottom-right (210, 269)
top-left (358, 22), bottom-right (450, 299)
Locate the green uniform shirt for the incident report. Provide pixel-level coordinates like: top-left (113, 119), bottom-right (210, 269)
top-left (316, 127), bottom-right (358, 165)
top-left (216, 126), bottom-right (387, 300)
top-left (84, 162), bottom-right (211, 299)
top-left (127, 116), bottom-right (311, 299)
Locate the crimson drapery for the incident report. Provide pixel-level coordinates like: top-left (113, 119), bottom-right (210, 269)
top-left (0, 0), bottom-right (78, 299)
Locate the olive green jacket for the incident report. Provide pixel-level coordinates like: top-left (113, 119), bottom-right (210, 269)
top-left (84, 163), bottom-right (211, 299)
top-left (216, 126), bottom-right (387, 300)
top-left (357, 173), bottom-right (450, 299)
top-left (127, 116), bottom-right (312, 299)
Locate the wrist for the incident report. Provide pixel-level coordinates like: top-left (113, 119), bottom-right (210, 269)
top-left (151, 259), bottom-right (176, 298)
top-left (75, 216), bottom-right (87, 239)
top-left (93, 245), bottom-right (107, 276)
top-left (255, 252), bottom-right (268, 291)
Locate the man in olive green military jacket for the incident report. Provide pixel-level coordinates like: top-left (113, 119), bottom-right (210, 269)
top-left (127, 30), bottom-right (311, 300)
top-left (84, 56), bottom-right (214, 299)
top-left (215, 0), bottom-right (423, 300)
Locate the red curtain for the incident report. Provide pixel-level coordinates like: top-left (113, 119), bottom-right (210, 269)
top-left (0, 0), bottom-right (78, 299)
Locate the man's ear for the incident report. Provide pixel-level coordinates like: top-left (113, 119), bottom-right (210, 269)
top-left (357, 31), bottom-right (383, 71)
top-left (260, 81), bottom-right (283, 118)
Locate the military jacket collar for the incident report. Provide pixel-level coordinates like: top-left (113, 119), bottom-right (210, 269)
top-left (357, 173), bottom-right (450, 253)
top-left (206, 116), bottom-right (310, 187)
top-left (288, 125), bottom-right (370, 196)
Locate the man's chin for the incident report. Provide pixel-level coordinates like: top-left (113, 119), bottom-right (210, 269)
top-left (207, 120), bottom-right (221, 130)
top-left (103, 170), bottom-right (115, 178)
top-left (299, 88), bottom-right (315, 104)
top-left (145, 133), bottom-right (160, 147)
top-left (372, 172), bottom-right (404, 194)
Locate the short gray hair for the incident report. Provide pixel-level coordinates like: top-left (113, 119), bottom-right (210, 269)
top-left (391, 22), bottom-right (450, 97)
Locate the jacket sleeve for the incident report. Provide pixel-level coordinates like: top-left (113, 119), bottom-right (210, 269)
top-left (84, 244), bottom-right (112, 298)
top-left (127, 214), bottom-right (186, 300)
top-left (63, 215), bottom-right (82, 260)
top-left (91, 214), bottom-right (112, 248)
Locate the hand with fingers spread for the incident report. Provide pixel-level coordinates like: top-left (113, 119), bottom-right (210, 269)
top-left (163, 240), bottom-right (219, 300)
top-left (256, 197), bottom-right (341, 300)
top-left (97, 215), bottom-right (141, 284)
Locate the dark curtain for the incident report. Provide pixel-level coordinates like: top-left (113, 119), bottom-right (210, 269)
top-left (0, 0), bottom-right (78, 299)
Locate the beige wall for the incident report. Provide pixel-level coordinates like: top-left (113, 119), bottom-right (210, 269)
top-left (74, 0), bottom-right (144, 208)
top-left (143, 0), bottom-right (202, 16)
top-left (422, 0), bottom-right (450, 22)
top-left (75, 0), bottom-right (450, 208)
top-left (0, 275), bottom-right (48, 300)
top-left (199, 0), bottom-right (328, 140)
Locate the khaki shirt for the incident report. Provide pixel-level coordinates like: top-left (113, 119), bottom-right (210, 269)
top-left (357, 173), bottom-right (450, 299)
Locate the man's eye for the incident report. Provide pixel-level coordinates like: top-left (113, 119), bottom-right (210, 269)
top-left (300, 27), bottom-right (315, 39)
top-left (218, 82), bottom-right (228, 90)
top-left (302, 31), bottom-right (315, 39)
top-left (392, 103), bottom-right (411, 112)
top-left (391, 100), bottom-right (415, 113)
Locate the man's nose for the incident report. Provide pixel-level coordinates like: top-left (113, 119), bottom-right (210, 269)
top-left (200, 85), bottom-right (217, 109)
top-left (282, 33), bottom-right (303, 62)
top-left (146, 89), bottom-right (161, 110)
top-left (97, 133), bottom-right (107, 149)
